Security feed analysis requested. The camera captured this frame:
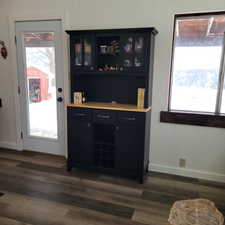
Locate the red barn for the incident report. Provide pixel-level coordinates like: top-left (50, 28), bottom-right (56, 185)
top-left (27, 66), bottom-right (50, 102)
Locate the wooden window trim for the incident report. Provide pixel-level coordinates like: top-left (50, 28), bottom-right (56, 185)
top-left (163, 11), bottom-right (225, 128)
top-left (160, 111), bottom-right (225, 128)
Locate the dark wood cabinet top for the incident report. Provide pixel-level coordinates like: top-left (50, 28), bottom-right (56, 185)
top-left (66, 27), bottom-right (158, 35)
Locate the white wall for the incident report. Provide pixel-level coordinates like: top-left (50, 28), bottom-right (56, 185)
top-left (0, 0), bottom-right (225, 182)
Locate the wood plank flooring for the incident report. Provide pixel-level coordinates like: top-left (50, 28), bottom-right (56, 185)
top-left (0, 148), bottom-right (224, 225)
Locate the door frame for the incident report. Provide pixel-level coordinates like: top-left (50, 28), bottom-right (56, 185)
top-left (8, 12), bottom-right (69, 156)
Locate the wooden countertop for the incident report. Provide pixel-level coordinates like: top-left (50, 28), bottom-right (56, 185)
top-left (67, 102), bottom-right (151, 112)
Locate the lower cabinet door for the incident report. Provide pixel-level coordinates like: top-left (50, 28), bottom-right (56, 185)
top-left (68, 119), bottom-right (93, 167)
top-left (115, 121), bottom-right (144, 174)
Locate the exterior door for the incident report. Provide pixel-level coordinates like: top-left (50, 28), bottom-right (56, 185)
top-left (15, 20), bottom-right (65, 155)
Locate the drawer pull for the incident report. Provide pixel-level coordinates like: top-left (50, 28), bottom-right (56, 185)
top-left (121, 117), bottom-right (136, 121)
top-left (97, 114), bottom-right (110, 119)
top-left (75, 113), bottom-right (86, 117)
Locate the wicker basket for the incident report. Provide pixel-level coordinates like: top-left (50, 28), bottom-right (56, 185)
top-left (168, 199), bottom-right (224, 225)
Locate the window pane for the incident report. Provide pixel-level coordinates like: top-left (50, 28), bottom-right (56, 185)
top-left (170, 15), bottom-right (225, 112)
top-left (221, 78), bottom-right (225, 113)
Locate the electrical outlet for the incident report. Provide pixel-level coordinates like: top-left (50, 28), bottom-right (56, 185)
top-left (179, 158), bottom-right (186, 168)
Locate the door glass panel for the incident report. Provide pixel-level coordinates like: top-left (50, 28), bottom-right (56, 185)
top-left (84, 37), bottom-right (92, 66)
top-left (74, 37), bottom-right (82, 66)
top-left (24, 32), bottom-right (58, 139)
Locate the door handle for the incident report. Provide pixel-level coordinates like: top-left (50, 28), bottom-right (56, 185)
top-left (57, 97), bottom-right (63, 102)
top-left (121, 117), bottom-right (136, 121)
top-left (97, 114), bottom-right (110, 119)
top-left (75, 113), bottom-right (86, 117)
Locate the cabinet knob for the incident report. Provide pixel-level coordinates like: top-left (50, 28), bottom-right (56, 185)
top-left (116, 126), bottom-right (119, 131)
top-left (87, 123), bottom-right (91, 127)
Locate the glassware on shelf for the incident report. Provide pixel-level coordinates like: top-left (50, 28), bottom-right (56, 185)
top-left (111, 40), bottom-right (120, 54)
top-left (123, 59), bottom-right (132, 67)
top-left (100, 45), bottom-right (107, 54)
top-left (135, 37), bottom-right (144, 53)
top-left (75, 41), bottom-right (82, 66)
top-left (134, 56), bottom-right (142, 67)
top-left (98, 65), bottom-right (123, 72)
top-left (99, 40), bottom-right (120, 55)
top-left (124, 37), bottom-right (133, 53)
top-left (84, 38), bottom-right (92, 66)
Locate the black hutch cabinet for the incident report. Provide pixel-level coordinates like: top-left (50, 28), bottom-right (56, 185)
top-left (66, 27), bottom-right (157, 183)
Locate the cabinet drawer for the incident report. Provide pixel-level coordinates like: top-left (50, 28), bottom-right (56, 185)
top-left (93, 110), bottom-right (116, 124)
top-left (68, 107), bottom-right (92, 121)
top-left (118, 111), bottom-right (145, 124)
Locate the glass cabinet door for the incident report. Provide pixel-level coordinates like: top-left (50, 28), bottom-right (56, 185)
top-left (134, 36), bottom-right (144, 68)
top-left (74, 37), bottom-right (83, 66)
top-left (122, 36), bottom-right (134, 68)
top-left (84, 37), bottom-right (93, 66)
top-left (134, 36), bottom-right (144, 53)
top-left (73, 35), bottom-right (94, 71)
top-left (121, 34), bottom-right (147, 72)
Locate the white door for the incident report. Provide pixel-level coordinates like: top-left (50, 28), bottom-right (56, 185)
top-left (15, 20), bottom-right (65, 155)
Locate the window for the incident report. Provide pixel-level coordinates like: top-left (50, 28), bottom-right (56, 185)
top-left (169, 12), bottom-right (225, 114)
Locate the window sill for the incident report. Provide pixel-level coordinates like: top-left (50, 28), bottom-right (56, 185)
top-left (160, 111), bottom-right (225, 128)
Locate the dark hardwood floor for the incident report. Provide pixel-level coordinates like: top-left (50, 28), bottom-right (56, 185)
top-left (0, 148), bottom-right (224, 225)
